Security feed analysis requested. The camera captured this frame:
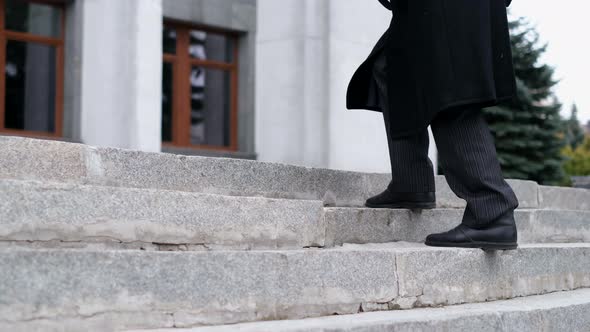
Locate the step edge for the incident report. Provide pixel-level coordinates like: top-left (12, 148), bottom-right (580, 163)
top-left (125, 288), bottom-right (590, 332)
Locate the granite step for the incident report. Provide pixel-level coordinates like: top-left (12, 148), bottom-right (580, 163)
top-left (128, 289), bottom-right (590, 332)
top-left (0, 135), bottom-right (550, 209)
top-left (1, 179), bottom-right (589, 249)
top-left (1, 243), bottom-right (589, 331)
top-left (0, 179), bottom-right (325, 250)
top-left (325, 207), bottom-right (590, 246)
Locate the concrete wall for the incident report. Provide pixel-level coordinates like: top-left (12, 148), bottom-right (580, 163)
top-left (256, 0), bottom-right (329, 168)
top-left (79, 0), bottom-right (163, 152)
top-left (62, 0), bottom-right (83, 142)
top-left (326, 0), bottom-right (393, 172)
top-left (256, 0), bottom-right (438, 173)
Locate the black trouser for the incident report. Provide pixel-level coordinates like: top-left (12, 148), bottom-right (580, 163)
top-left (372, 50), bottom-right (519, 227)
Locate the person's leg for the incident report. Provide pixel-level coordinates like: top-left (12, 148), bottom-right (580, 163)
top-left (365, 49), bottom-right (435, 209)
top-left (426, 106), bottom-right (519, 249)
top-left (382, 112), bottom-right (435, 194)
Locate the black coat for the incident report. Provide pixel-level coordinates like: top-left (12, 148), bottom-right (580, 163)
top-left (346, 0), bottom-right (516, 138)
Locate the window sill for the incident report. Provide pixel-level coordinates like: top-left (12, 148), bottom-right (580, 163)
top-left (0, 131), bottom-right (72, 142)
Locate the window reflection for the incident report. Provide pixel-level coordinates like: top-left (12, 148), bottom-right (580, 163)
top-left (4, 0), bottom-right (61, 38)
top-left (163, 27), bottom-right (176, 54)
top-left (190, 66), bottom-right (231, 146)
top-left (5, 40), bottom-right (56, 132)
top-left (161, 24), bottom-right (237, 149)
top-left (189, 30), bottom-right (234, 63)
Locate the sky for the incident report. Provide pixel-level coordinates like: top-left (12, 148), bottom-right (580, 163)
top-left (510, 1), bottom-right (590, 125)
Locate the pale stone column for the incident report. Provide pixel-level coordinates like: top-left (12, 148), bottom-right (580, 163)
top-left (80, 0), bottom-right (163, 152)
top-left (256, 0), bottom-right (330, 168)
top-left (326, 0), bottom-right (398, 173)
top-left (257, 0), bottom-right (438, 173)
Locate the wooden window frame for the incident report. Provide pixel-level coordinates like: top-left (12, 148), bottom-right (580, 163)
top-left (162, 20), bottom-right (239, 152)
top-left (0, 0), bottom-right (65, 139)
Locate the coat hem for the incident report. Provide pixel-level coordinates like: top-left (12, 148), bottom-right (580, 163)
top-left (437, 94), bottom-right (513, 113)
top-left (346, 94), bottom-right (513, 113)
top-left (346, 94), bottom-right (514, 139)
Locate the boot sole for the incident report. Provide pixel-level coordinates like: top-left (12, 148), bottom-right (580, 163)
top-left (365, 201), bottom-right (436, 210)
top-left (425, 240), bottom-right (518, 251)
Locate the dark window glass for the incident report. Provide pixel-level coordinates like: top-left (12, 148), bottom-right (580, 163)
top-left (4, 0), bottom-right (61, 38)
top-left (161, 25), bottom-right (237, 149)
top-left (189, 66), bottom-right (231, 146)
top-left (163, 27), bottom-right (176, 54)
top-left (189, 30), bottom-right (234, 63)
top-left (5, 40), bottom-right (56, 132)
top-left (162, 62), bottom-right (174, 142)
top-left (162, 62), bottom-right (173, 142)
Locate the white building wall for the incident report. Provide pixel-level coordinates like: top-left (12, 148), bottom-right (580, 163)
top-left (79, 0), bottom-right (163, 152)
top-left (326, 0), bottom-right (392, 173)
top-left (256, 0), bottom-right (437, 173)
top-left (255, 0), bottom-right (329, 167)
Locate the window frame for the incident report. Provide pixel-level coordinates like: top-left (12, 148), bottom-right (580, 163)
top-left (0, 0), bottom-right (66, 138)
top-left (162, 20), bottom-right (239, 152)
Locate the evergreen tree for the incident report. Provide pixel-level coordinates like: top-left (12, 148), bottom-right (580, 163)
top-left (483, 17), bottom-right (566, 185)
top-left (564, 104), bottom-right (585, 149)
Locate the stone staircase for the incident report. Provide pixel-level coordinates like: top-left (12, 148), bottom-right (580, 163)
top-left (0, 135), bottom-right (589, 332)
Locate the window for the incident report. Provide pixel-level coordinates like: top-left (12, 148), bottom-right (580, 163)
top-left (162, 22), bottom-right (239, 151)
top-left (0, 0), bottom-right (65, 137)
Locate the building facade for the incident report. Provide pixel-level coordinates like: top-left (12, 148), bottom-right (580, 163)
top-left (0, 0), bottom-right (436, 173)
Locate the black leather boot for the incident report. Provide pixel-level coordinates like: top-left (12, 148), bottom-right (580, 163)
top-left (365, 188), bottom-right (436, 209)
top-left (425, 212), bottom-right (518, 250)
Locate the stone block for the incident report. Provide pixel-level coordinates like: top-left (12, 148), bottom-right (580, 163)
top-left (394, 243), bottom-right (590, 308)
top-left (539, 185), bottom-right (590, 211)
top-left (132, 289), bottom-right (590, 332)
top-left (0, 179), bottom-right (325, 249)
top-left (324, 208), bottom-right (590, 246)
top-left (0, 247), bottom-right (398, 330)
top-left (0, 137), bottom-right (580, 210)
top-left (516, 209), bottom-right (590, 243)
top-left (0, 136), bottom-right (89, 183)
top-left (324, 208), bottom-right (461, 246)
top-left (1, 244), bottom-right (589, 330)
